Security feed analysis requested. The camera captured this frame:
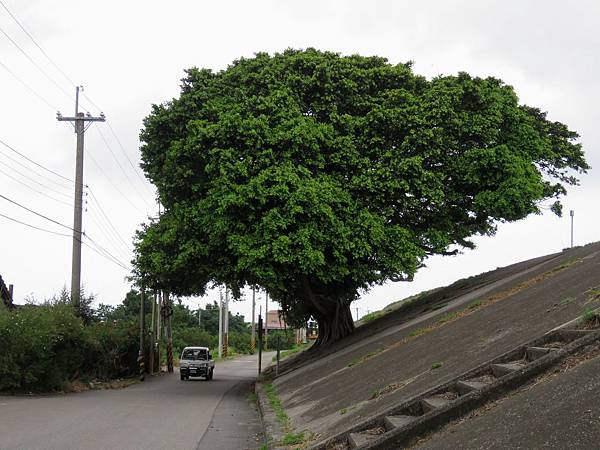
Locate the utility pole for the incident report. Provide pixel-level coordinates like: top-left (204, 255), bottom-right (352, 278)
top-left (356, 306), bottom-right (359, 321)
top-left (257, 311), bottom-right (263, 376)
top-left (138, 287), bottom-right (146, 381)
top-left (57, 86), bottom-right (105, 310)
top-left (149, 290), bottom-right (156, 375)
top-left (265, 292), bottom-right (269, 351)
top-left (198, 304), bottom-right (202, 327)
top-left (570, 210), bottom-right (575, 248)
top-left (251, 287), bottom-right (256, 353)
top-left (223, 288), bottom-right (229, 357)
top-left (164, 290), bottom-right (174, 373)
top-left (218, 287), bottom-right (223, 359)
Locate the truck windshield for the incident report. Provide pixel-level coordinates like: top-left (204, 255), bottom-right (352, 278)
top-left (181, 349), bottom-right (208, 360)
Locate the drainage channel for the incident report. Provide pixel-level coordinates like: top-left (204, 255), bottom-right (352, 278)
top-left (312, 325), bottom-right (600, 450)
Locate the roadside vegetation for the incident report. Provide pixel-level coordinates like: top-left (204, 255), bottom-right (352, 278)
top-left (0, 287), bottom-right (298, 393)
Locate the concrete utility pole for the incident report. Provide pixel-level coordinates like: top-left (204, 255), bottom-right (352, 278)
top-left (356, 306), bottom-right (360, 321)
top-left (251, 287), bottom-right (256, 353)
top-left (138, 287), bottom-right (146, 381)
top-left (149, 291), bottom-right (156, 375)
top-left (223, 288), bottom-right (229, 357)
top-left (265, 292), bottom-right (269, 351)
top-left (164, 290), bottom-right (173, 373)
top-left (218, 288), bottom-right (223, 358)
top-left (57, 86), bottom-right (105, 310)
top-left (570, 210), bottom-right (575, 248)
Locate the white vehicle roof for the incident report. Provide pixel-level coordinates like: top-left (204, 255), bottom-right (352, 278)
top-left (182, 346), bottom-right (210, 351)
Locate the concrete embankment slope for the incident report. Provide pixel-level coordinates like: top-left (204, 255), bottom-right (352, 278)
top-left (270, 242), bottom-right (600, 445)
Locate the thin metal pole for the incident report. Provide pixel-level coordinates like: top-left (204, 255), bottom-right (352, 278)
top-left (570, 210), bottom-right (574, 248)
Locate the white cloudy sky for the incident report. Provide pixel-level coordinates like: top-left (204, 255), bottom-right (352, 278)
top-left (1, 0), bottom-right (598, 321)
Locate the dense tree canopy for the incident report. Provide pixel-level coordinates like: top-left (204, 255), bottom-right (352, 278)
top-left (134, 49), bottom-right (588, 346)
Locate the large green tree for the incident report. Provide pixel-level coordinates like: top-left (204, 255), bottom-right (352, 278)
top-left (134, 49), bottom-right (588, 347)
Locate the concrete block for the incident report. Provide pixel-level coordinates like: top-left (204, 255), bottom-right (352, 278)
top-left (491, 362), bottom-right (525, 378)
top-left (421, 397), bottom-right (449, 413)
top-left (455, 380), bottom-right (490, 395)
top-left (348, 432), bottom-right (378, 449)
top-left (526, 346), bottom-right (555, 361)
top-left (383, 415), bottom-right (415, 431)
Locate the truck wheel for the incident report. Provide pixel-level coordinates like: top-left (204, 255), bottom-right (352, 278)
top-left (180, 374), bottom-right (185, 381)
top-left (208, 369), bottom-right (214, 380)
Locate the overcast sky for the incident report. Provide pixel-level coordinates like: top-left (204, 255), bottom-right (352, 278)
top-left (1, 0), bottom-right (598, 321)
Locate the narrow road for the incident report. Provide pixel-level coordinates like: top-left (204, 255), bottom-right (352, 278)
top-left (0, 353), bottom-right (273, 450)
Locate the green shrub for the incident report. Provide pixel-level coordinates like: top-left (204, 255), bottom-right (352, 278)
top-left (83, 320), bottom-right (140, 380)
top-left (0, 304), bottom-right (87, 391)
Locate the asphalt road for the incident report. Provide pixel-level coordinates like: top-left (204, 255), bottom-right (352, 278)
top-left (0, 353), bottom-right (273, 450)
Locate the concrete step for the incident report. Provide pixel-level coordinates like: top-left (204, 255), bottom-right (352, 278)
top-left (348, 431), bottom-right (379, 449)
top-left (490, 362), bottom-right (526, 378)
top-left (455, 380), bottom-right (491, 395)
top-left (421, 396), bottom-right (450, 413)
top-left (383, 415), bottom-right (415, 431)
top-left (526, 346), bottom-right (555, 361)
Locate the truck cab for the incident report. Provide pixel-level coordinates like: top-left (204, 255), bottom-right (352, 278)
top-left (179, 346), bottom-right (215, 380)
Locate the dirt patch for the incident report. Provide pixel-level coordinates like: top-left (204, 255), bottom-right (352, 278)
top-left (434, 391), bottom-right (459, 401)
top-left (467, 374), bottom-right (497, 384)
top-left (363, 426), bottom-right (386, 436)
top-left (542, 340), bottom-right (567, 349)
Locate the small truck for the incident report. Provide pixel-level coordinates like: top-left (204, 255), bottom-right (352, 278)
top-left (179, 346), bottom-right (215, 380)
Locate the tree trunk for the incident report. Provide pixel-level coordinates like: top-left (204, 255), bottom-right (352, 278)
top-left (313, 300), bottom-right (355, 348)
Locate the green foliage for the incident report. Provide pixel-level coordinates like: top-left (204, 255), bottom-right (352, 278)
top-left (431, 362), bottom-right (443, 370)
top-left (0, 303), bottom-right (87, 391)
top-left (282, 432), bottom-right (305, 445)
top-left (133, 48), bottom-right (588, 345)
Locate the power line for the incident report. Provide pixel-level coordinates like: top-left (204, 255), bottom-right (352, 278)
top-left (0, 156), bottom-right (71, 198)
top-left (0, 210), bottom-right (71, 237)
top-left (0, 138), bottom-right (74, 184)
top-left (0, 57), bottom-right (58, 110)
top-left (95, 126), bottom-right (153, 209)
top-left (85, 148), bottom-right (147, 215)
top-left (83, 234), bottom-right (130, 270)
top-left (0, 22), bottom-right (73, 101)
top-left (106, 120), bottom-right (154, 197)
top-left (85, 206), bottom-right (131, 261)
top-left (0, 0), bottom-right (76, 87)
top-left (87, 188), bottom-right (132, 250)
top-left (0, 164), bottom-right (71, 207)
top-left (0, 193), bottom-right (72, 231)
top-left (0, 146), bottom-right (72, 192)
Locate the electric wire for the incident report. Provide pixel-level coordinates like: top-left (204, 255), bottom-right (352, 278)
top-left (87, 187), bottom-right (132, 249)
top-left (95, 126), bottom-right (153, 210)
top-left (0, 0), bottom-right (76, 87)
top-left (0, 194), bottom-right (129, 270)
top-left (0, 211), bottom-right (71, 237)
top-left (0, 23), bottom-right (73, 101)
top-left (0, 193), bottom-right (72, 231)
top-left (0, 138), bottom-right (75, 184)
top-left (0, 165), bottom-right (71, 206)
top-left (106, 120), bottom-right (155, 197)
top-left (85, 205), bottom-right (132, 261)
top-left (0, 58), bottom-right (58, 110)
top-left (0, 157), bottom-right (71, 199)
top-left (82, 234), bottom-right (130, 270)
top-left (85, 149), bottom-right (147, 215)
top-left (0, 147), bottom-right (73, 192)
